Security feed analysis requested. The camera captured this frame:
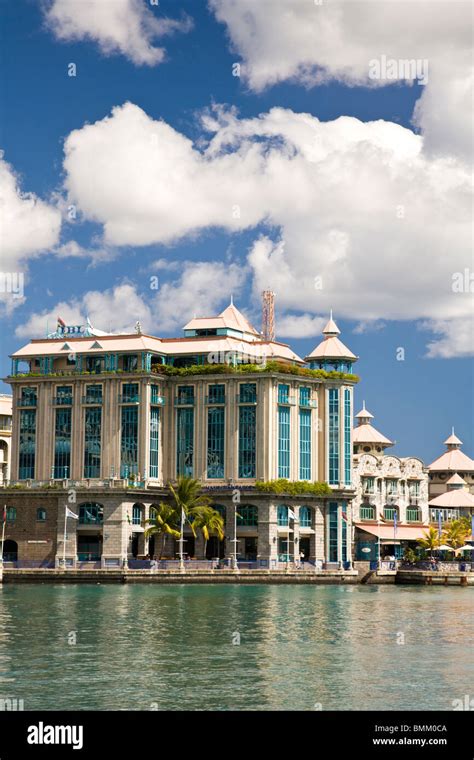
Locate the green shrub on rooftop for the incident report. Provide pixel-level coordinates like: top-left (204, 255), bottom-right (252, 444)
top-left (153, 361), bottom-right (358, 382)
top-left (255, 479), bottom-right (332, 496)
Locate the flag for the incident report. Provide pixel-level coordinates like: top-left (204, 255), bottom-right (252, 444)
top-left (288, 508), bottom-right (296, 520)
top-left (65, 507), bottom-right (78, 520)
top-left (2, 506), bottom-right (6, 523)
top-left (341, 510), bottom-right (348, 522)
top-left (57, 316), bottom-right (66, 327)
top-left (394, 511), bottom-right (397, 538)
top-left (438, 510), bottom-right (442, 539)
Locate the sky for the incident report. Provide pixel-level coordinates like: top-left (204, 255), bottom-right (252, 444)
top-left (0, 0), bottom-right (472, 464)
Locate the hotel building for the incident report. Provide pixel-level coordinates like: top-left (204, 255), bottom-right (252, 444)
top-left (2, 303), bottom-right (358, 569)
top-left (351, 404), bottom-right (429, 561)
top-left (427, 432), bottom-right (474, 526)
top-left (0, 394), bottom-right (12, 486)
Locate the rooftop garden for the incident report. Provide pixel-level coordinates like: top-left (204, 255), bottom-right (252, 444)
top-left (255, 479), bottom-right (333, 496)
top-left (153, 361), bottom-right (359, 383)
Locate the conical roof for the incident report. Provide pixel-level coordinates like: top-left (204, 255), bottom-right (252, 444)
top-left (355, 401), bottom-right (374, 420)
top-left (305, 312), bottom-right (357, 361)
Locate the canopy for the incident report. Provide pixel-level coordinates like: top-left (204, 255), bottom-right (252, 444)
top-left (355, 524), bottom-right (428, 540)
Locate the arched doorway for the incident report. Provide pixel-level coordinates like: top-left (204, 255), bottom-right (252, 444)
top-left (3, 540), bottom-right (18, 562)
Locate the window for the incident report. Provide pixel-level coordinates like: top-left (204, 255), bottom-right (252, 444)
top-left (36, 508), bottom-right (46, 522)
top-left (277, 505), bottom-right (289, 526)
top-left (406, 508), bottom-right (420, 522)
top-left (237, 505), bottom-right (258, 526)
top-left (239, 383), bottom-right (256, 403)
top-left (409, 480), bottom-right (420, 498)
top-left (6, 507), bottom-right (16, 523)
top-left (363, 477), bottom-right (375, 494)
top-left (120, 406), bottom-right (138, 478)
top-left (20, 387), bottom-right (37, 406)
top-left (176, 407), bottom-right (194, 477)
top-left (299, 387), bottom-right (311, 406)
top-left (55, 386), bottom-right (72, 405)
top-left (79, 503), bottom-right (103, 525)
top-left (176, 386), bottom-right (194, 405)
top-left (299, 408), bottom-right (311, 480)
top-left (238, 406), bottom-right (256, 478)
top-left (207, 407), bottom-right (225, 479)
top-left (386, 480), bottom-right (398, 496)
top-left (278, 384), bottom-right (289, 404)
top-left (123, 354), bottom-right (138, 372)
top-left (329, 502), bottom-right (338, 562)
top-left (84, 407), bottom-right (101, 478)
top-left (278, 405), bottom-right (290, 478)
top-left (84, 385), bottom-right (102, 403)
top-left (328, 389), bottom-right (339, 485)
top-left (344, 389), bottom-right (351, 485)
top-left (360, 505), bottom-right (375, 520)
top-left (132, 504), bottom-right (143, 525)
top-left (121, 383), bottom-right (139, 403)
top-left (150, 385), bottom-right (162, 405)
top-left (54, 408), bottom-right (72, 478)
top-left (213, 504), bottom-right (226, 525)
top-left (299, 506), bottom-right (311, 527)
top-left (149, 407), bottom-right (160, 478)
top-left (384, 506), bottom-right (398, 521)
top-left (85, 356), bottom-right (104, 374)
top-left (19, 409), bottom-right (36, 479)
top-left (208, 384), bottom-right (225, 404)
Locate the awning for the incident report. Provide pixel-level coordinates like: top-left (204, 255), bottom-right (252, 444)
top-left (355, 523), bottom-right (428, 540)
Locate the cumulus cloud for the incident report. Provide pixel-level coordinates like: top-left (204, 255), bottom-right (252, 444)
top-left (210, 0), bottom-right (473, 161)
top-left (44, 0), bottom-right (192, 66)
top-left (422, 317), bottom-right (474, 359)
top-left (276, 313), bottom-right (326, 339)
top-left (0, 155), bottom-right (61, 271)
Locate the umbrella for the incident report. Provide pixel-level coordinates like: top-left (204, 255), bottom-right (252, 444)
top-left (456, 545), bottom-right (474, 552)
top-left (436, 544), bottom-right (455, 551)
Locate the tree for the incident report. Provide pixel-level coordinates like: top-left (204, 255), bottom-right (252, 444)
top-left (191, 508), bottom-right (225, 559)
top-left (168, 476), bottom-right (212, 525)
top-left (443, 519), bottom-right (470, 551)
top-left (417, 526), bottom-right (441, 557)
top-left (144, 503), bottom-right (180, 559)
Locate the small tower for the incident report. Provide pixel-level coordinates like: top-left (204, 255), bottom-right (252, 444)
top-left (262, 290), bottom-right (275, 342)
top-left (352, 403), bottom-right (393, 455)
top-left (304, 311), bottom-right (357, 372)
top-left (444, 428), bottom-right (463, 450)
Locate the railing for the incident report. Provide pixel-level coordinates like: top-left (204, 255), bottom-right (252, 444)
top-left (82, 395), bottom-right (103, 404)
top-left (400, 560), bottom-right (474, 572)
top-left (77, 553), bottom-right (101, 561)
top-left (237, 394), bottom-right (257, 404)
top-left (118, 394), bottom-right (140, 403)
top-left (174, 396), bottom-right (195, 406)
top-left (360, 506), bottom-right (375, 520)
top-left (205, 394), bottom-right (225, 405)
top-left (150, 395), bottom-right (165, 405)
top-left (406, 509), bottom-right (420, 522)
top-left (3, 560), bottom-right (55, 568)
top-left (52, 396), bottom-right (73, 405)
top-left (299, 399), bottom-right (317, 408)
top-left (18, 398), bottom-right (37, 407)
top-left (383, 508), bottom-right (397, 521)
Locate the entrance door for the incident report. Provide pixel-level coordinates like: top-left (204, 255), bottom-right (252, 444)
top-left (299, 537), bottom-right (310, 561)
top-left (206, 536), bottom-right (225, 559)
top-left (3, 540), bottom-right (18, 561)
top-left (244, 537), bottom-right (257, 561)
top-left (77, 535), bottom-right (102, 561)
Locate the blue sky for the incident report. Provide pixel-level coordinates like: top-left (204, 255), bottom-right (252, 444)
top-left (0, 0), bottom-right (472, 463)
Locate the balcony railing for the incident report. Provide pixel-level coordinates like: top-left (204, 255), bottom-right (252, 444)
top-left (383, 507), bottom-right (397, 521)
top-left (18, 398), bottom-right (37, 407)
top-left (174, 396), bottom-right (195, 406)
top-left (82, 395), bottom-right (103, 404)
top-left (236, 394), bottom-right (257, 404)
top-left (278, 396), bottom-right (296, 406)
top-left (119, 394), bottom-right (140, 403)
top-left (360, 506), bottom-right (375, 520)
top-left (205, 394), bottom-right (226, 405)
top-left (52, 396), bottom-right (73, 405)
top-left (299, 399), bottom-right (317, 408)
top-left (150, 395), bottom-right (165, 405)
top-left (406, 509), bottom-right (421, 522)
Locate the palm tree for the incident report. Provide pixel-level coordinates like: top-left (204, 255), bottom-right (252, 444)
top-left (144, 503), bottom-right (180, 559)
top-left (417, 526), bottom-right (441, 557)
top-left (443, 519), bottom-right (470, 551)
top-left (168, 476), bottom-right (212, 526)
top-left (191, 508), bottom-right (225, 559)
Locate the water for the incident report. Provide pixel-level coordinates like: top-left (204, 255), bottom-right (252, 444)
top-left (0, 584), bottom-right (472, 711)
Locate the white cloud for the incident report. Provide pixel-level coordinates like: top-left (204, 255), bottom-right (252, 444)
top-left (422, 317), bottom-right (474, 359)
top-left (60, 102), bottom-right (473, 356)
top-left (210, 0), bottom-right (473, 161)
top-left (54, 240), bottom-right (115, 264)
top-left (0, 155), bottom-right (61, 271)
top-left (276, 313), bottom-right (326, 339)
top-left (44, 0), bottom-right (192, 66)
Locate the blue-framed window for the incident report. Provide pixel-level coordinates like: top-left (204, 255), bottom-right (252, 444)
top-left (277, 505), bottom-right (289, 526)
top-left (84, 407), bottom-right (101, 478)
top-left (132, 504), bottom-right (143, 525)
top-left (278, 384), bottom-right (289, 404)
top-left (278, 405), bottom-right (290, 478)
top-left (328, 389), bottom-right (339, 485)
top-left (177, 385), bottom-right (194, 405)
top-left (85, 384), bottom-right (102, 403)
top-left (36, 508), bottom-right (47, 522)
top-left (344, 388), bottom-right (351, 485)
top-left (237, 505), bottom-right (258, 526)
top-left (6, 507), bottom-right (16, 523)
top-left (176, 407), bottom-right (194, 477)
top-left (150, 384), bottom-right (162, 405)
top-left (19, 409), bottom-right (36, 479)
top-left (55, 385), bottom-right (73, 405)
top-left (342, 503), bottom-right (348, 563)
top-left (123, 354), bottom-right (138, 372)
top-left (79, 503), bottom-right (103, 525)
top-left (20, 387), bottom-right (37, 406)
top-left (239, 383), bottom-right (256, 403)
top-left (121, 383), bottom-right (139, 403)
top-left (299, 408), bottom-right (311, 480)
top-left (238, 406), bottom-right (256, 478)
top-left (299, 506), bottom-right (311, 527)
top-left (329, 502), bottom-right (339, 562)
top-left (208, 384), bottom-right (225, 404)
top-left (54, 408), bottom-right (71, 478)
top-left (149, 407), bottom-right (160, 479)
top-left (120, 406), bottom-right (138, 478)
top-left (299, 387), bottom-right (311, 406)
top-left (207, 406), bottom-right (225, 479)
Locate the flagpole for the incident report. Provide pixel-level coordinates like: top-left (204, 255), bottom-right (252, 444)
top-left (179, 508), bottom-right (184, 571)
top-left (63, 505), bottom-right (67, 568)
top-left (0, 506), bottom-right (6, 563)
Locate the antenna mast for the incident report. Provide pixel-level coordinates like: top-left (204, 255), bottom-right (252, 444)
top-left (262, 290), bottom-right (275, 342)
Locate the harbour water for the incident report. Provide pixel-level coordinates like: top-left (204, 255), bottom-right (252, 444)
top-left (0, 584), bottom-right (472, 711)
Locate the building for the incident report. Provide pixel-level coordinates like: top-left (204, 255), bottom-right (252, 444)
top-left (428, 430), bottom-right (474, 498)
top-left (351, 403), bottom-right (429, 561)
top-left (2, 304), bottom-right (358, 569)
top-left (0, 394), bottom-right (12, 485)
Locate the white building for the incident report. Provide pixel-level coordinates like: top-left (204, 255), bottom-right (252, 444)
top-left (0, 394), bottom-right (12, 485)
top-left (351, 403), bottom-right (429, 562)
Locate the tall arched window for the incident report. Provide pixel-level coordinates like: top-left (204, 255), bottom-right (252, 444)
top-left (79, 503), bottom-right (104, 525)
top-left (132, 503), bottom-right (144, 525)
top-left (299, 506), bottom-right (311, 527)
top-left (277, 505), bottom-right (289, 526)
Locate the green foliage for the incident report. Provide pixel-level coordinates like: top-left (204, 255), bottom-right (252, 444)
top-left (255, 479), bottom-right (332, 495)
top-left (152, 361), bottom-right (358, 382)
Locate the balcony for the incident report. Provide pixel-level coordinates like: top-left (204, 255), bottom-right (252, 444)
top-left (278, 396), bottom-right (296, 406)
top-left (360, 506), bottom-right (375, 520)
top-left (174, 396), bottom-right (195, 406)
top-left (205, 394), bottom-right (225, 405)
top-left (82, 395), bottom-right (103, 405)
top-left (383, 507), bottom-right (398, 521)
top-left (150, 395), bottom-right (165, 406)
top-left (299, 399), bottom-right (317, 408)
top-left (406, 508), bottom-right (421, 522)
top-left (236, 394), bottom-right (257, 405)
top-left (119, 394), bottom-right (140, 404)
top-left (52, 396), bottom-right (73, 405)
top-left (18, 398), bottom-right (37, 407)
